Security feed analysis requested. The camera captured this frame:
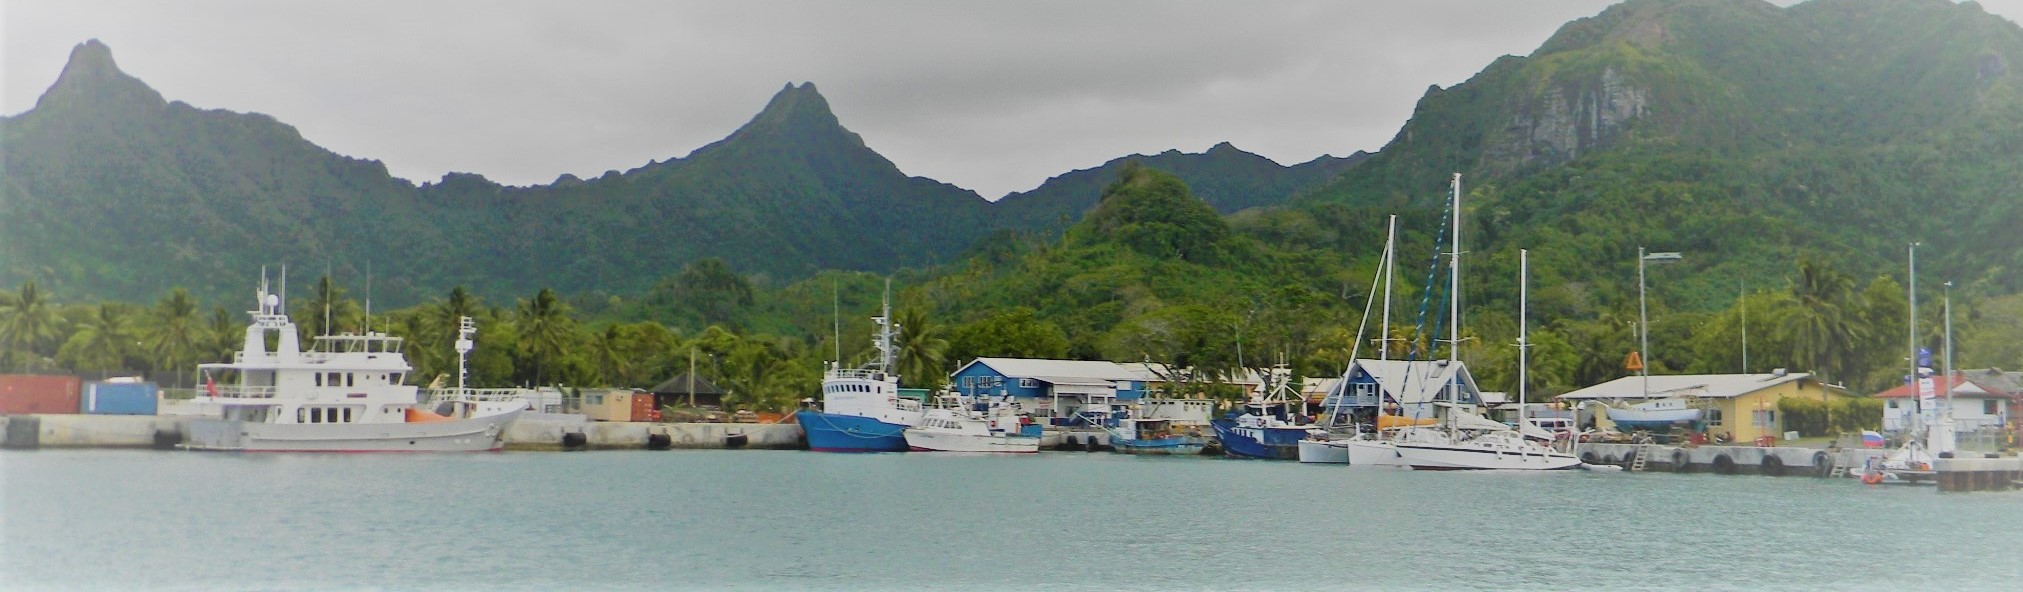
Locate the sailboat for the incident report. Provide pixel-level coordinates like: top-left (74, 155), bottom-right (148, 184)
top-left (1301, 215), bottom-right (1398, 464)
top-left (1853, 245), bottom-right (1948, 484)
top-left (1388, 179), bottom-right (1578, 471)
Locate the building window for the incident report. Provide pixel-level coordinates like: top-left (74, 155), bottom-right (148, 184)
top-left (1986, 400), bottom-right (1999, 415)
top-left (1707, 409), bottom-right (1723, 425)
top-left (1020, 378), bottom-right (1040, 389)
top-left (1752, 409), bottom-right (1776, 428)
top-left (1887, 400), bottom-right (1898, 409)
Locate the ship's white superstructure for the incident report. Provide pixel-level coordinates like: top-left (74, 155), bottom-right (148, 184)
top-left (183, 272), bottom-right (519, 452)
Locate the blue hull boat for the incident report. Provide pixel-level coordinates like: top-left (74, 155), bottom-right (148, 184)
top-left (797, 410), bottom-right (909, 452)
top-left (1110, 435), bottom-right (1207, 455)
top-left (1211, 418), bottom-right (1305, 460)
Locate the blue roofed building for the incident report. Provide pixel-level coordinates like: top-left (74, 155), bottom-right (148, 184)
top-left (949, 358), bottom-right (1145, 426)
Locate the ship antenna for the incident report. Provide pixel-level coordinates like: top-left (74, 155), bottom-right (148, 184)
top-left (833, 277), bottom-right (841, 366)
top-left (278, 264), bottom-right (287, 316)
top-left (323, 260), bottom-right (333, 337)
top-left (363, 260), bottom-right (372, 335)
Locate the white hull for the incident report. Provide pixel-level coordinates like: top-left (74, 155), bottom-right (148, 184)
top-left (185, 410), bottom-right (520, 452)
top-left (904, 428), bottom-right (1039, 453)
top-left (1298, 439), bottom-right (1353, 464)
top-left (1346, 439), bottom-right (1408, 467)
top-left (1393, 439), bottom-right (1581, 471)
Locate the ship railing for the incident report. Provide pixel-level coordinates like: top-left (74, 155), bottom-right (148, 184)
top-left (895, 398), bottom-right (923, 413)
top-left (421, 388), bottom-right (528, 405)
top-left (825, 368), bottom-right (889, 381)
top-left (200, 385), bottom-right (279, 399)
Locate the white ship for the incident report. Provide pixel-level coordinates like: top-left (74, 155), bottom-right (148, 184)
top-left (183, 274), bottom-right (520, 452)
top-left (904, 402), bottom-right (1039, 453)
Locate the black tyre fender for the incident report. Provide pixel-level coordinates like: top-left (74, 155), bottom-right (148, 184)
top-left (1672, 450), bottom-right (1691, 472)
top-left (1811, 451), bottom-right (1833, 478)
top-left (1761, 454), bottom-right (1785, 476)
top-left (1713, 454), bottom-right (1736, 474)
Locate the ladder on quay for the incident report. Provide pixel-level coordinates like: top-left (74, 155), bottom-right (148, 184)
top-left (1828, 455), bottom-right (1852, 478)
top-left (1629, 445), bottom-right (1651, 472)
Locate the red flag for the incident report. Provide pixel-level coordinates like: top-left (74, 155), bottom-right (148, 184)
top-left (205, 376), bottom-right (219, 398)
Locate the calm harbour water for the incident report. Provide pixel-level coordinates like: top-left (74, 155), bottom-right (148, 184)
top-left (4, 449), bottom-right (2021, 591)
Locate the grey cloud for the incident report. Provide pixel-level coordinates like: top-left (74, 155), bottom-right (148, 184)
top-left (8, 0), bottom-right (2020, 198)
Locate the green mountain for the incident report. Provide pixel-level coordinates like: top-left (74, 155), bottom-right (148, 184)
top-left (992, 143), bottom-right (1366, 233)
top-left (0, 41), bottom-right (1360, 307)
top-left (1309, 0), bottom-right (2023, 311)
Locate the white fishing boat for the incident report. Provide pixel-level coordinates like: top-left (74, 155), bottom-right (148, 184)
top-left (904, 407), bottom-right (1039, 453)
top-left (1297, 434), bottom-right (1355, 464)
top-left (183, 272), bottom-right (520, 452)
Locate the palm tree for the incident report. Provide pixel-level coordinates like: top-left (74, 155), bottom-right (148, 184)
top-left (895, 306), bottom-right (948, 389)
top-left (0, 281), bottom-right (66, 369)
top-left (57, 303), bottom-right (133, 371)
top-left (1781, 258), bottom-right (1861, 383)
top-left (144, 288), bottom-right (204, 386)
top-left (515, 288), bottom-right (576, 386)
top-left (590, 325), bottom-right (633, 388)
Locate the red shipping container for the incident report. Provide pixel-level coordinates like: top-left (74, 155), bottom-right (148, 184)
top-left (630, 391), bottom-right (657, 422)
top-left (0, 374), bottom-right (82, 415)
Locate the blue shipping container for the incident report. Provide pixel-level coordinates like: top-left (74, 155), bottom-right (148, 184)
top-left (81, 382), bottom-right (158, 415)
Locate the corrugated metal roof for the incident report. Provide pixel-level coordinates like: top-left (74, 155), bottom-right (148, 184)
top-left (1555, 372), bottom-right (1814, 400)
top-left (970, 358), bottom-right (1142, 382)
top-left (1350, 359), bottom-right (1478, 404)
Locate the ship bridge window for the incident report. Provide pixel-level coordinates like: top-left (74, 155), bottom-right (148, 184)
top-left (310, 407), bottom-right (323, 423)
top-left (315, 374), bottom-right (324, 387)
top-left (327, 372), bottom-right (341, 387)
top-left (346, 373), bottom-right (355, 387)
top-left (391, 373), bottom-right (403, 384)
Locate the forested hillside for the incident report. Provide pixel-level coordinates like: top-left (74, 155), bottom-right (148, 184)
top-left (9, 0), bottom-right (2023, 407)
top-left (0, 43), bottom-right (1353, 306)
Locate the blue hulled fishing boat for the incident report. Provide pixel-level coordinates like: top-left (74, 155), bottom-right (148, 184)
top-left (1211, 367), bottom-right (1309, 460)
top-left (796, 286), bottom-right (922, 452)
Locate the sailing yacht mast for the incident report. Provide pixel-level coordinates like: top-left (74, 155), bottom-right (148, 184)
top-left (1381, 214), bottom-right (1397, 361)
top-left (1447, 173), bottom-right (1462, 437)
top-left (1519, 248), bottom-right (1529, 434)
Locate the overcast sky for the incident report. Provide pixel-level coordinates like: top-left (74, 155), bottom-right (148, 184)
top-left (6, 1), bottom-right (2020, 199)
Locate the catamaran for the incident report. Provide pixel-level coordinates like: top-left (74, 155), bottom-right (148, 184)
top-left (182, 271), bottom-right (521, 452)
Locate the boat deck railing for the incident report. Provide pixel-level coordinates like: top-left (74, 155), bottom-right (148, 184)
top-left (421, 388), bottom-right (527, 405)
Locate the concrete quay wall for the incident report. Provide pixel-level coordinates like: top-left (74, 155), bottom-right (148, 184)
top-left (1, 414), bottom-right (802, 451)
top-left (504, 418), bottom-right (803, 451)
top-left (1579, 443), bottom-right (1887, 477)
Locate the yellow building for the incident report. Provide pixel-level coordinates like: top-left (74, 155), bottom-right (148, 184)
top-left (1555, 372), bottom-right (1851, 443)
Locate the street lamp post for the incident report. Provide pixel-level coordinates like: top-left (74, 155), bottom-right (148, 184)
top-left (1638, 248), bottom-right (1683, 398)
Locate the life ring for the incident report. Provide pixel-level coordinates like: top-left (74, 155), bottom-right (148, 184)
top-left (1761, 455), bottom-right (1785, 477)
top-left (1712, 454), bottom-right (1736, 475)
